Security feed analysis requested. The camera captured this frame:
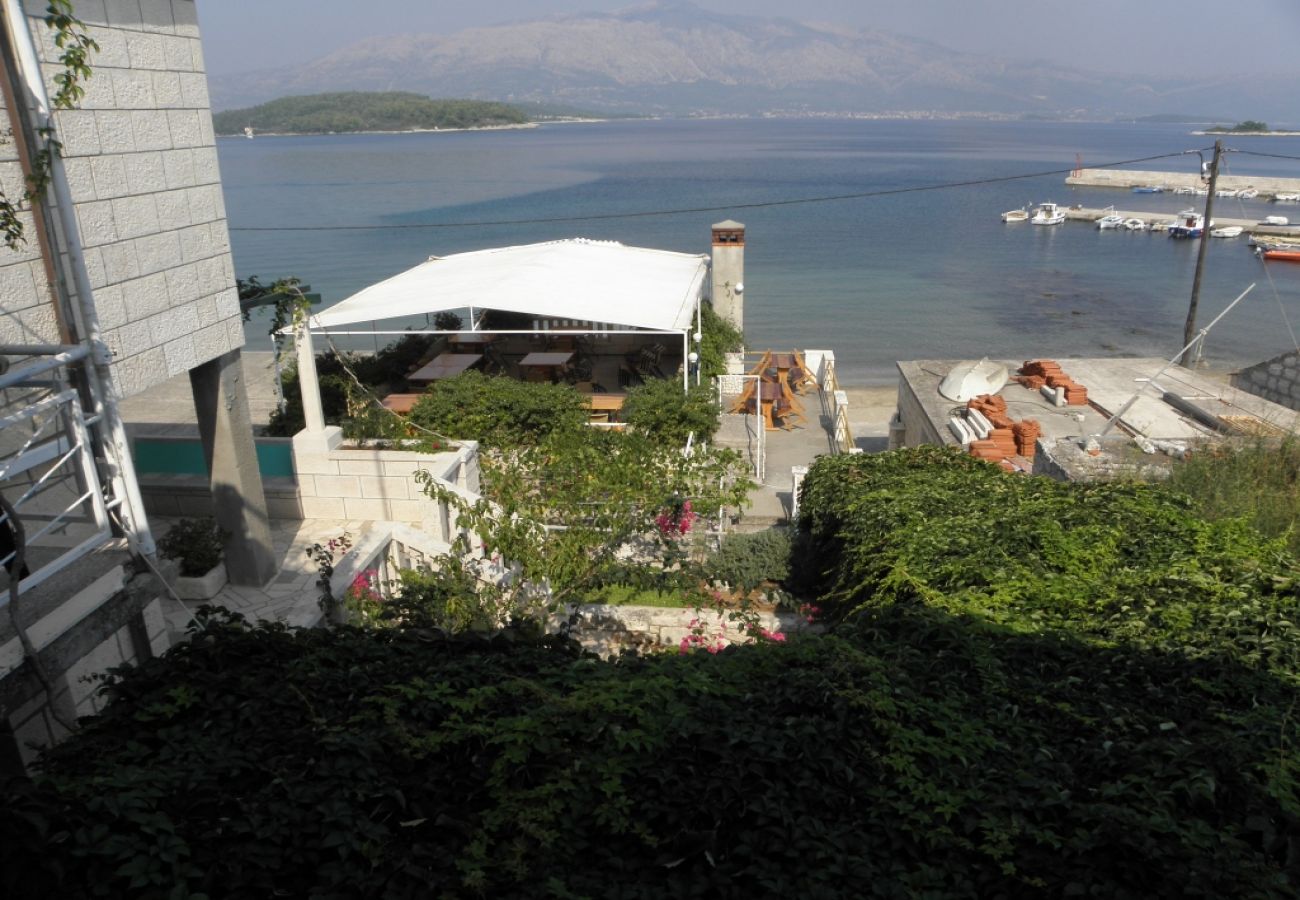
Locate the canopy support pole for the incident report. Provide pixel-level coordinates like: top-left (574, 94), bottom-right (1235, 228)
top-left (293, 321), bottom-right (342, 454)
top-left (682, 331), bottom-right (689, 393)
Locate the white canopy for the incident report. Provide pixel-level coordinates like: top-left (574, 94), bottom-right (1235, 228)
top-left (308, 238), bottom-right (709, 334)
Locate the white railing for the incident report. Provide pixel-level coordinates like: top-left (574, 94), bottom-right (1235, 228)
top-left (811, 351), bottom-right (859, 455)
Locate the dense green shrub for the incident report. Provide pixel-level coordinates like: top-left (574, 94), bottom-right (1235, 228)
top-left (703, 527), bottom-right (792, 592)
top-left (2, 606), bottom-right (1294, 898)
top-left (794, 447), bottom-right (1300, 672)
top-left (622, 378), bottom-right (720, 444)
top-left (407, 370), bottom-right (588, 447)
top-left (1161, 436), bottom-right (1300, 556)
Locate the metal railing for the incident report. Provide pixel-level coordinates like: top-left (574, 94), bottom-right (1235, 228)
top-left (0, 346), bottom-right (117, 602)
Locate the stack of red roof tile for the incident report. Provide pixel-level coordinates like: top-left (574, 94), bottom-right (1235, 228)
top-left (1020, 359), bottom-right (1089, 406)
top-left (968, 439), bottom-right (1004, 463)
top-left (1012, 419), bottom-right (1041, 459)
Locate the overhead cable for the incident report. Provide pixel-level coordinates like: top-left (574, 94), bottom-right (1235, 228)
top-left (228, 149), bottom-right (1208, 233)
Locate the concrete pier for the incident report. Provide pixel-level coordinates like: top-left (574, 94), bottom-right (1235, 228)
top-left (1066, 168), bottom-right (1300, 197)
top-left (1053, 205), bottom-right (1300, 237)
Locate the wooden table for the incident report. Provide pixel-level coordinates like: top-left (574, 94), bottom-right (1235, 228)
top-left (735, 381), bottom-right (785, 430)
top-left (520, 351), bottom-right (574, 382)
top-left (408, 353), bottom-right (482, 386)
top-left (583, 392), bottom-right (626, 422)
top-left (584, 393), bottom-right (626, 412)
top-left (381, 393), bottom-right (422, 415)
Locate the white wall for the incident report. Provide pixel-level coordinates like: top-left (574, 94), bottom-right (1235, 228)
top-left (2, 0), bottom-right (242, 397)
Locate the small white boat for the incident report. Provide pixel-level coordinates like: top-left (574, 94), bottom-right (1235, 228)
top-left (1237, 188), bottom-right (1259, 200)
top-left (938, 358), bottom-right (1010, 403)
top-left (1210, 225), bottom-right (1244, 238)
top-left (1031, 202), bottom-right (1066, 226)
top-left (1273, 192), bottom-right (1300, 202)
top-left (1173, 186), bottom-right (1196, 195)
top-left (1001, 208), bottom-right (1029, 223)
top-left (1096, 214), bottom-right (1125, 230)
top-left (1123, 218), bottom-right (1147, 231)
top-left (1215, 188), bottom-right (1238, 198)
top-left (1194, 187), bottom-right (1209, 196)
top-left (1264, 215), bottom-right (1291, 226)
top-left (243, 125), bottom-right (254, 140)
top-left (1150, 221), bottom-right (1171, 232)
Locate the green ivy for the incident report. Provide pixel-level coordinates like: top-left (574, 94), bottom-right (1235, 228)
top-left (621, 378), bottom-right (721, 444)
top-left (2, 605), bottom-right (1295, 897)
top-left (406, 371), bottom-right (589, 448)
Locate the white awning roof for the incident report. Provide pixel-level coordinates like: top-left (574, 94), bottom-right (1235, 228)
top-left (308, 239), bottom-right (709, 333)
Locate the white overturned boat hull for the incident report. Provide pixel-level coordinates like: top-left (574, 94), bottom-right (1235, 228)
top-left (938, 358), bottom-right (1010, 403)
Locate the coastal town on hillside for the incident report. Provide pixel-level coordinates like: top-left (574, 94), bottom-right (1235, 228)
top-left (0, 1), bottom-right (1298, 896)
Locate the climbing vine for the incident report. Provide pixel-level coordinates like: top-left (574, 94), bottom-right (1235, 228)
top-left (0, 2), bottom-right (98, 250)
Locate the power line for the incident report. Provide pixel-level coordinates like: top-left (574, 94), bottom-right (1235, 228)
top-left (1232, 149), bottom-right (1300, 163)
top-left (228, 149), bottom-right (1206, 233)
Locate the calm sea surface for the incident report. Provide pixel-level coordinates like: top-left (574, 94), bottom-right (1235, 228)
top-left (217, 118), bottom-right (1300, 385)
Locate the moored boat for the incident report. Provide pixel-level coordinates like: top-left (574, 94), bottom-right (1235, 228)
top-left (1237, 188), bottom-right (1259, 200)
top-left (1123, 218), bottom-right (1147, 231)
top-left (1210, 225), bottom-right (1244, 238)
top-left (1131, 185), bottom-right (1164, 194)
top-left (1031, 202), bottom-right (1065, 226)
top-left (1168, 209), bottom-right (1205, 239)
top-left (1173, 186), bottom-right (1196, 195)
top-left (1096, 213), bottom-right (1125, 230)
top-left (1262, 248), bottom-right (1300, 262)
top-left (1273, 192), bottom-right (1300, 202)
top-left (1001, 208), bottom-right (1029, 223)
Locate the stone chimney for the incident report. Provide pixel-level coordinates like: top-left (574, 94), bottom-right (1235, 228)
top-left (710, 220), bottom-right (745, 331)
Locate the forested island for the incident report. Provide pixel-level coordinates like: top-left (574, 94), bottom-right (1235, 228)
top-left (212, 92), bottom-right (531, 135)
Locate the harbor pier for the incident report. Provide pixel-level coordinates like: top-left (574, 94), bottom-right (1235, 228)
top-left (1066, 168), bottom-right (1300, 198)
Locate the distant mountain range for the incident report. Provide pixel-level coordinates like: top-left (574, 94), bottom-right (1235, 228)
top-left (209, 1), bottom-right (1298, 122)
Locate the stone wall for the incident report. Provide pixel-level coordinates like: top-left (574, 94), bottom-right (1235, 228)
top-left (292, 440), bottom-right (482, 541)
top-left (1, 0), bottom-right (242, 398)
top-left (1232, 351), bottom-right (1300, 413)
top-left (1, 561), bottom-right (170, 771)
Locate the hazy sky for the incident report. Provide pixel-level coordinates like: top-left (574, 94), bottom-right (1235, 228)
top-left (197, 0), bottom-right (1300, 77)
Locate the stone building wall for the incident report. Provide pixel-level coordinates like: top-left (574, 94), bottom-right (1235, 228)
top-left (1231, 351), bottom-right (1300, 414)
top-left (3, 0), bottom-right (241, 397)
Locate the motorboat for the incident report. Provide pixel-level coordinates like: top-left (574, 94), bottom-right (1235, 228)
top-left (1131, 185), bottom-right (1164, 194)
top-left (1210, 225), bottom-right (1244, 238)
top-left (1273, 192), bottom-right (1300, 202)
top-left (1215, 188), bottom-right (1238, 199)
top-left (1173, 186), bottom-right (1196, 195)
top-left (1237, 188), bottom-right (1259, 200)
top-left (938, 358), bottom-right (1010, 402)
top-left (1096, 213), bottom-right (1125, 230)
top-left (1150, 220), bottom-right (1171, 232)
top-left (1262, 248), bottom-right (1300, 263)
top-left (1001, 208), bottom-right (1029, 223)
top-left (1123, 218), bottom-right (1148, 231)
top-left (1031, 202), bottom-right (1065, 225)
top-left (1168, 210), bottom-right (1205, 239)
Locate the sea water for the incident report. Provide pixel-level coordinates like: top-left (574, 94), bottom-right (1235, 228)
top-left (218, 118), bottom-right (1300, 385)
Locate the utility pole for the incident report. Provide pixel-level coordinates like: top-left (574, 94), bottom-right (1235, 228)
top-left (1180, 140), bottom-right (1223, 365)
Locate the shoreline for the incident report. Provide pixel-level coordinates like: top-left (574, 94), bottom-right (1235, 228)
top-left (1194, 130), bottom-right (1300, 137)
top-left (215, 118), bottom-right (615, 140)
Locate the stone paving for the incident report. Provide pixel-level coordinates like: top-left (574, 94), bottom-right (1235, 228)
top-left (158, 516), bottom-right (370, 641)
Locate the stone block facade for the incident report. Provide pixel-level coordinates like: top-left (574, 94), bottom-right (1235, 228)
top-left (1232, 351), bottom-right (1300, 413)
top-left (1, 0), bottom-right (240, 398)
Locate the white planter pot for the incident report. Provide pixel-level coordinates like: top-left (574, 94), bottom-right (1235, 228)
top-left (172, 562), bottom-right (228, 601)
